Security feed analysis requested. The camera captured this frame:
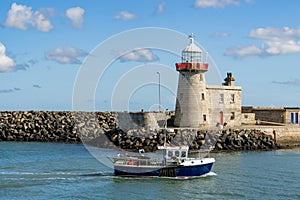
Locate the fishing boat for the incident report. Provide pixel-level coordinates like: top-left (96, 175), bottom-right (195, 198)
top-left (113, 144), bottom-right (215, 177)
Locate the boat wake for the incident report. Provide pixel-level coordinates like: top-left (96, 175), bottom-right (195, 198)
top-left (0, 171), bottom-right (115, 181)
top-left (202, 171), bottom-right (217, 177)
top-left (79, 171), bottom-right (114, 177)
top-left (161, 171), bottom-right (217, 179)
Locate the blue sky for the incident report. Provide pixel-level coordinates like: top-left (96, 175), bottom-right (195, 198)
top-left (0, 0), bottom-right (300, 111)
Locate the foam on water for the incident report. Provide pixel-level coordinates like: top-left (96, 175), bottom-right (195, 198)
top-left (202, 171), bottom-right (217, 177)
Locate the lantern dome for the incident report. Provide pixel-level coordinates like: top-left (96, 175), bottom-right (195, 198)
top-left (182, 35), bottom-right (202, 63)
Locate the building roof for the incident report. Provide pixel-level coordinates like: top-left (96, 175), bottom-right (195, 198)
top-left (182, 35), bottom-right (202, 53)
top-left (284, 107), bottom-right (300, 110)
top-left (243, 106), bottom-right (300, 111)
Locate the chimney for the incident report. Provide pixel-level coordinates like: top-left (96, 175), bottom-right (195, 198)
top-left (223, 72), bottom-right (235, 86)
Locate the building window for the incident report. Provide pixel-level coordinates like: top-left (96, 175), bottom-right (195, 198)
top-left (291, 112), bottom-right (299, 124)
top-left (244, 114), bottom-right (248, 119)
top-left (203, 114), bottom-right (207, 122)
top-left (180, 93), bottom-right (183, 100)
top-left (230, 94), bottom-right (235, 103)
top-left (230, 112), bottom-right (235, 120)
top-left (200, 74), bottom-right (204, 81)
top-left (219, 94), bottom-right (224, 104)
top-left (201, 93), bottom-right (205, 100)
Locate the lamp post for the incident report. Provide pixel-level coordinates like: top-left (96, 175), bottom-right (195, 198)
top-left (156, 71), bottom-right (161, 112)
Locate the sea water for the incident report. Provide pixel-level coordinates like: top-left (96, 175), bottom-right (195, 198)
top-left (0, 142), bottom-right (299, 200)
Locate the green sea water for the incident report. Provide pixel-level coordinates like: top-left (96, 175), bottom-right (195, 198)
top-left (0, 142), bottom-right (299, 200)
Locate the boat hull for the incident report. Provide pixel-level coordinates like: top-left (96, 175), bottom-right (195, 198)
top-left (114, 162), bottom-right (214, 177)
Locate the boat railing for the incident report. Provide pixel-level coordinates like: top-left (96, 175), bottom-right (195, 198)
top-left (113, 155), bottom-right (165, 167)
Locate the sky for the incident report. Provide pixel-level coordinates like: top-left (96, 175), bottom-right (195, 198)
top-left (0, 0), bottom-right (300, 111)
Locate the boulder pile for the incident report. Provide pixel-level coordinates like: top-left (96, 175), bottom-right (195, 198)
top-left (0, 111), bottom-right (277, 152)
top-left (86, 128), bottom-right (169, 152)
top-left (213, 129), bottom-right (277, 151)
top-left (85, 128), bottom-right (277, 152)
top-left (166, 129), bottom-right (276, 151)
top-left (0, 111), bottom-right (117, 143)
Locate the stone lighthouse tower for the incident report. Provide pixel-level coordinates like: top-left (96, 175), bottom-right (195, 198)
top-left (174, 35), bottom-right (209, 128)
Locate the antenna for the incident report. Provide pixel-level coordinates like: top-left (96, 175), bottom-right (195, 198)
top-left (188, 33), bottom-right (195, 44)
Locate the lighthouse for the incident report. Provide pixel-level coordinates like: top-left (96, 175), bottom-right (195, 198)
top-left (174, 35), bottom-right (209, 128)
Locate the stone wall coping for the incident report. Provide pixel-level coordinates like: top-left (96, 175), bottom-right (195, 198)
top-left (243, 106), bottom-right (285, 111)
top-left (206, 85), bottom-right (242, 91)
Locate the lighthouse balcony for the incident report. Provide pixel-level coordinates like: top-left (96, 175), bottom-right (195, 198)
top-left (176, 62), bottom-right (208, 71)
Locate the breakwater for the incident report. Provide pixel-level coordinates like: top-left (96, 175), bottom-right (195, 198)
top-left (0, 111), bottom-right (278, 152)
top-left (87, 128), bottom-right (277, 152)
top-left (0, 111), bottom-right (117, 143)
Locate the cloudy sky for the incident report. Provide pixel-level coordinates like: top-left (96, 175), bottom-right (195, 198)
top-left (0, 0), bottom-right (300, 111)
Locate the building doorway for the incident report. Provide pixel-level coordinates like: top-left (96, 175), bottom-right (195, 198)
top-left (220, 111), bottom-right (224, 125)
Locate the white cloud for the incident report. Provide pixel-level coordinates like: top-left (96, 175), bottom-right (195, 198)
top-left (0, 89), bottom-right (14, 93)
top-left (0, 43), bottom-right (16, 72)
top-left (194, 0), bottom-right (239, 8)
top-left (4, 3), bottom-right (53, 32)
top-left (249, 27), bottom-right (300, 40)
top-left (15, 63), bottom-right (30, 71)
top-left (35, 12), bottom-right (54, 32)
top-left (272, 78), bottom-right (300, 87)
top-left (210, 32), bottom-right (230, 38)
top-left (265, 40), bottom-right (300, 55)
top-left (114, 11), bottom-right (136, 20)
top-left (226, 27), bottom-right (300, 58)
top-left (0, 87), bottom-right (21, 93)
top-left (224, 45), bottom-right (263, 58)
top-left (4, 3), bottom-right (33, 30)
top-left (118, 48), bottom-right (159, 62)
top-left (156, 3), bottom-right (165, 14)
top-left (33, 84), bottom-right (42, 88)
top-left (39, 8), bottom-right (56, 17)
top-left (66, 7), bottom-right (85, 28)
top-left (45, 46), bottom-right (87, 64)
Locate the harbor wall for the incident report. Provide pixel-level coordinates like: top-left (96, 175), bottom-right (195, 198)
top-left (117, 111), bottom-right (168, 131)
top-left (0, 111), bottom-right (299, 151)
top-left (241, 124), bottom-right (300, 148)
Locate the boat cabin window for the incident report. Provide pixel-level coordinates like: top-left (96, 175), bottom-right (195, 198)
top-left (166, 149), bottom-right (187, 159)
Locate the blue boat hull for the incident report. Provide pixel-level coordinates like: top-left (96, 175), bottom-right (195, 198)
top-left (114, 162), bottom-right (213, 177)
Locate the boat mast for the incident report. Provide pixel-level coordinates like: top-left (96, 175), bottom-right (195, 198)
top-left (163, 109), bottom-right (169, 146)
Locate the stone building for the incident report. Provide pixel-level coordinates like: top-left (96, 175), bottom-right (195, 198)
top-left (242, 106), bottom-right (300, 125)
top-left (117, 36), bottom-right (299, 130)
top-left (174, 35), bottom-right (242, 129)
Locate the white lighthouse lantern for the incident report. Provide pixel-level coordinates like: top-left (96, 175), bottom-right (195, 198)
top-left (182, 35), bottom-right (202, 63)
